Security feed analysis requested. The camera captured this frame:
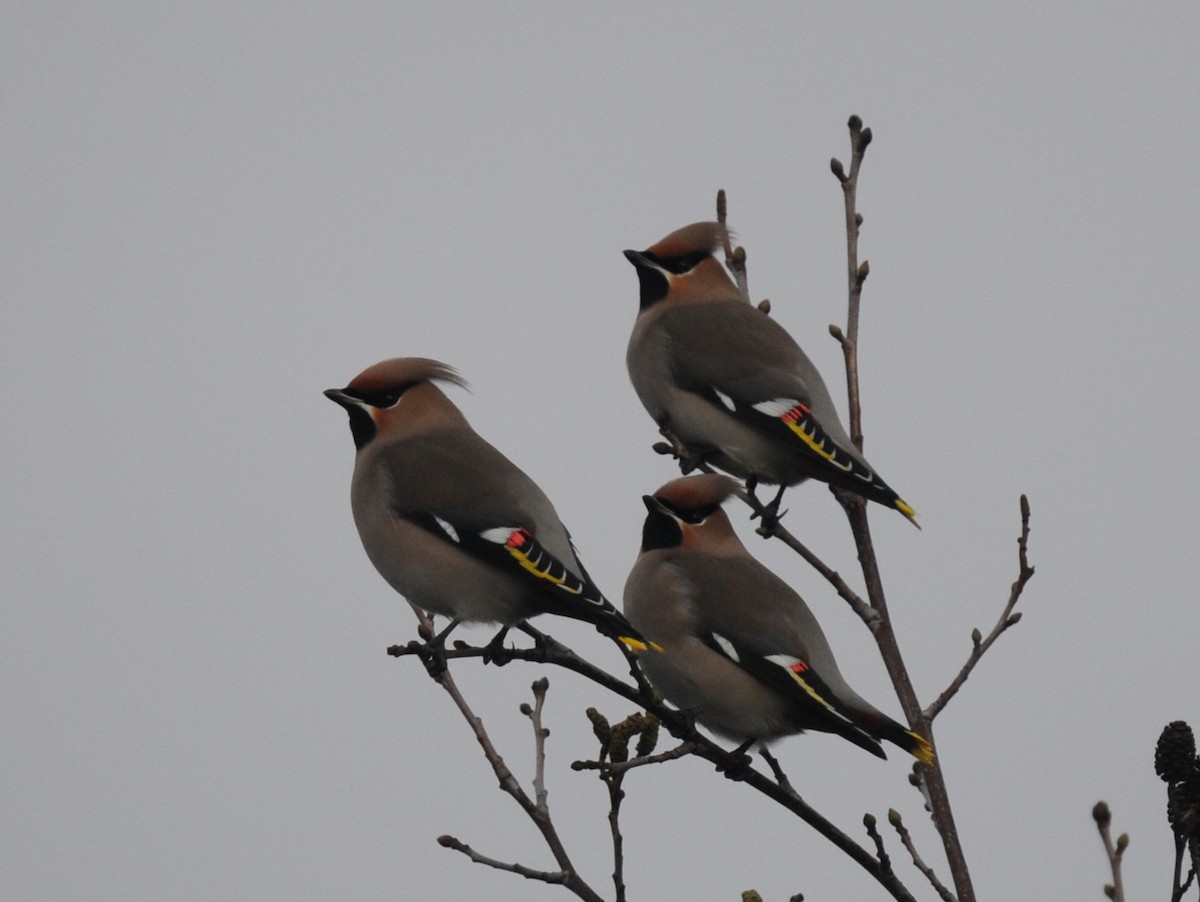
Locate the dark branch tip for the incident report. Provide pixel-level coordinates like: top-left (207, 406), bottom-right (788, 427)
top-left (757, 298), bottom-right (771, 314)
top-left (860, 127), bottom-right (873, 148)
top-left (830, 157), bottom-right (847, 181)
top-left (1006, 612), bottom-right (1023, 626)
top-left (716, 189), bottom-right (727, 219)
top-left (887, 808), bottom-right (903, 827)
top-left (970, 627), bottom-right (982, 646)
top-left (1093, 800), bottom-right (1112, 826)
top-left (847, 114), bottom-right (863, 130)
top-left (863, 812), bottom-right (877, 828)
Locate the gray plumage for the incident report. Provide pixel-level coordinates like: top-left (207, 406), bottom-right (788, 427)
top-left (623, 473), bottom-right (932, 761)
top-left (624, 222), bottom-right (917, 525)
top-left (326, 357), bottom-right (645, 646)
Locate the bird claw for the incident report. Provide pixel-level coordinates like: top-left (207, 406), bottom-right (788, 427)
top-left (716, 739), bottom-right (757, 781)
top-left (748, 485), bottom-right (788, 533)
top-left (481, 627), bottom-right (514, 666)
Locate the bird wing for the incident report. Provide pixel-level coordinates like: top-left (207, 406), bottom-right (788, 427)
top-left (660, 303), bottom-right (903, 507)
top-left (378, 434), bottom-right (651, 649)
top-left (682, 553), bottom-right (932, 761)
top-left (698, 630), bottom-right (887, 758)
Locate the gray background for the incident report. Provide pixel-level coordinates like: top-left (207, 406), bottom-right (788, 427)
top-left (4, 2), bottom-right (1198, 899)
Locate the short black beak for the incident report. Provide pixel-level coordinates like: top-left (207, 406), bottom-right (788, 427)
top-left (324, 388), bottom-right (354, 409)
top-left (623, 249), bottom-right (650, 269)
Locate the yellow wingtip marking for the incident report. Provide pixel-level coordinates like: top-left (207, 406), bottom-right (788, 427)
top-left (895, 499), bottom-right (921, 529)
top-left (909, 732), bottom-right (935, 763)
top-left (620, 636), bottom-right (664, 654)
top-left (505, 544), bottom-right (581, 591)
top-left (784, 419), bottom-right (846, 468)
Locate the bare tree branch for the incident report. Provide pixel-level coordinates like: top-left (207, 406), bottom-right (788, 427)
top-left (889, 808), bottom-right (957, 902)
top-left (410, 611), bottom-right (604, 902)
top-left (391, 621), bottom-right (920, 902)
top-left (925, 495), bottom-right (1034, 720)
top-left (829, 115), bottom-right (975, 901)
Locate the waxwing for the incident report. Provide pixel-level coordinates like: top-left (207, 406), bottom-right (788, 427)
top-left (623, 474), bottom-right (932, 761)
top-left (326, 357), bottom-right (648, 651)
top-left (624, 222), bottom-right (917, 525)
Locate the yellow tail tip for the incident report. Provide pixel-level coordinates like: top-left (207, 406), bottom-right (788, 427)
top-left (908, 732), bottom-right (935, 764)
top-left (895, 499), bottom-right (921, 529)
top-left (619, 636), bottom-right (664, 654)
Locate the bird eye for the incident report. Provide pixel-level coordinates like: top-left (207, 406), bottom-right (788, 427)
top-left (376, 390), bottom-right (402, 407)
top-left (662, 251), bottom-right (708, 275)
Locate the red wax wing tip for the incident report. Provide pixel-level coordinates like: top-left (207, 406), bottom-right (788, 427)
top-left (507, 528), bottom-right (531, 548)
top-left (781, 403), bottom-right (810, 424)
top-left (790, 660), bottom-right (809, 674)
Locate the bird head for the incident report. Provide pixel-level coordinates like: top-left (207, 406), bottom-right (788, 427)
top-left (640, 474), bottom-right (744, 552)
top-left (324, 357), bottom-right (468, 450)
top-left (624, 222), bottom-right (742, 310)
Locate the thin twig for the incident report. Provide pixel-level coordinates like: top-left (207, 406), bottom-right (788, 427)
top-left (863, 813), bottom-right (892, 873)
top-left (524, 677), bottom-right (551, 812)
top-left (759, 747), bottom-right (799, 798)
top-left (716, 189), bottom-right (750, 301)
top-left (1092, 801), bottom-right (1127, 902)
top-left (742, 482), bottom-right (880, 628)
top-left (890, 808), bottom-right (957, 902)
top-left (572, 742), bottom-right (697, 775)
top-left (436, 835), bottom-right (574, 886)
top-left (925, 495), bottom-right (1035, 720)
top-left (606, 769), bottom-right (628, 902)
top-left (831, 114), bottom-right (871, 449)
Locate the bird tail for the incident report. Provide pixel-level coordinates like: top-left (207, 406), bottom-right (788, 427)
top-left (893, 497), bottom-right (921, 529)
top-left (890, 727), bottom-right (935, 763)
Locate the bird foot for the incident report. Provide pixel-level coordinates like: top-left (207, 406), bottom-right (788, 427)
top-left (481, 626), bottom-right (514, 666)
top-left (748, 485), bottom-right (788, 534)
top-left (716, 739), bottom-right (757, 781)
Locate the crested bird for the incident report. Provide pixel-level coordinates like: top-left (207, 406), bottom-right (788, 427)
top-left (624, 221), bottom-right (917, 525)
top-left (623, 473), bottom-right (932, 761)
top-left (325, 357), bottom-right (649, 653)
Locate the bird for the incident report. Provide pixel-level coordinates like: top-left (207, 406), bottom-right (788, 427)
top-left (325, 357), bottom-right (650, 654)
top-left (623, 473), bottom-right (932, 762)
top-left (624, 221), bottom-right (918, 526)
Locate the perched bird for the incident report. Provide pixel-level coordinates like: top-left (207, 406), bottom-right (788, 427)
top-left (624, 221), bottom-right (917, 525)
top-left (624, 473), bottom-right (932, 761)
top-left (325, 357), bottom-right (648, 652)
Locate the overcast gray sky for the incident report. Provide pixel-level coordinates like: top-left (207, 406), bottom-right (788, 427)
top-left (4, 2), bottom-right (1199, 900)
